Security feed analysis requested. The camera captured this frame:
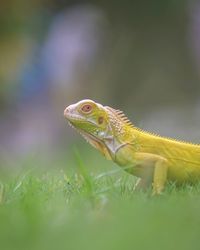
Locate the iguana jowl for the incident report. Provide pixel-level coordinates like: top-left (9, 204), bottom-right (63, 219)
top-left (64, 99), bottom-right (200, 195)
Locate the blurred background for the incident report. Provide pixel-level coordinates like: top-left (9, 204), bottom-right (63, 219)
top-left (1, 0), bottom-right (200, 171)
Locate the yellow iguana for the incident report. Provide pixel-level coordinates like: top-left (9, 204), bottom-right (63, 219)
top-left (64, 99), bottom-right (200, 195)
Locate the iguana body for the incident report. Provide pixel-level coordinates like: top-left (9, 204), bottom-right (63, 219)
top-left (64, 99), bottom-right (200, 194)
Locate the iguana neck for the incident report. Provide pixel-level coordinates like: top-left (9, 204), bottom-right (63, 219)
top-left (102, 108), bottom-right (138, 159)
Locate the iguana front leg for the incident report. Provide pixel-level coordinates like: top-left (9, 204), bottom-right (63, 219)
top-left (131, 153), bottom-right (168, 195)
top-left (152, 157), bottom-right (168, 195)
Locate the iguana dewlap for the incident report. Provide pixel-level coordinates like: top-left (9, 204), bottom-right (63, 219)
top-left (64, 99), bottom-right (200, 195)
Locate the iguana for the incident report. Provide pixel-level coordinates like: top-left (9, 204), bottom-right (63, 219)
top-left (64, 99), bottom-right (200, 195)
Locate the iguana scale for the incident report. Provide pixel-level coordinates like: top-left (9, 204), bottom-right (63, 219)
top-left (64, 99), bottom-right (200, 195)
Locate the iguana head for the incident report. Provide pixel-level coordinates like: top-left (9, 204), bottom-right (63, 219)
top-left (64, 99), bottom-right (135, 160)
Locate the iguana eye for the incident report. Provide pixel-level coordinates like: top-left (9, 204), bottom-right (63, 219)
top-left (81, 104), bottom-right (93, 113)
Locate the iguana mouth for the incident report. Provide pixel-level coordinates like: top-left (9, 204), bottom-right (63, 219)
top-left (64, 111), bottom-right (98, 127)
top-left (64, 112), bottom-right (84, 122)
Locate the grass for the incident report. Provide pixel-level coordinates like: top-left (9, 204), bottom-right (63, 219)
top-left (1, 147), bottom-right (200, 250)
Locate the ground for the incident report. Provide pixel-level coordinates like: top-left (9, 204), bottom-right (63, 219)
top-left (0, 146), bottom-right (200, 250)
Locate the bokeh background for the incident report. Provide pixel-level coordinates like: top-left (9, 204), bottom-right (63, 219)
top-left (1, 0), bottom-right (200, 171)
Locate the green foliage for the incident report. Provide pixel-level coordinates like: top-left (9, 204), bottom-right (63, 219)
top-left (1, 156), bottom-right (200, 250)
